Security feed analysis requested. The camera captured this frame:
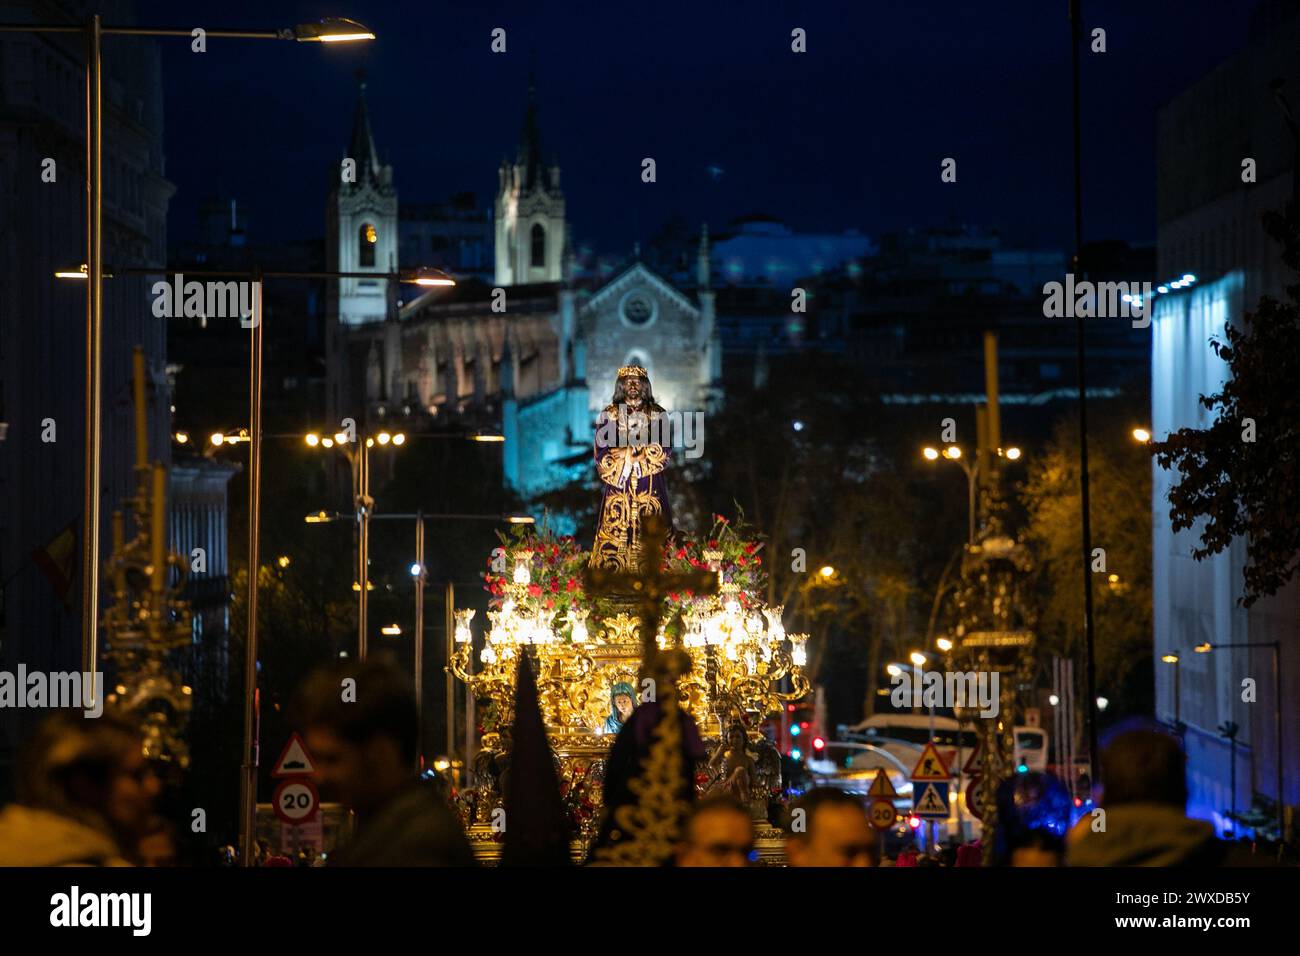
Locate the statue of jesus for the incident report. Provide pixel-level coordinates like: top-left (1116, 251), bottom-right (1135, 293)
top-left (588, 365), bottom-right (674, 572)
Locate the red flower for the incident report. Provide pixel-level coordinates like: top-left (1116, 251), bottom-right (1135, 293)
top-left (754, 556), bottom-right (762, 566)
top-left (737, 557), bottom-right (747, 566)
top-left (566, 578), bottom-right (577, 591)
top-left (545, 598), bottom-right (555, 610)
top-left (744, 543), bottom-right (757, 554)
top-left (549, 580), bottom-right (560, 593)
top-left (675, 547), bottom-right (687, 559)
top-left (708, 540), bottom-right (718, 549)
top-left (527, 584), bottom-right (542, 597)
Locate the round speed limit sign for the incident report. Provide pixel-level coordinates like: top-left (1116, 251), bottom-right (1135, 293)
top-left (273, 778), bottom-right (319, 824)
top-left (868, 799), bottom-right (897, 831)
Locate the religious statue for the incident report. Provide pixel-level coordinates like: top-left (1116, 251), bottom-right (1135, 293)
top-left (602, 681), bottom-right (637, 735)
top-left (588, 365), bottom-right (674, 573)
top-left (707, 719), bottom-right (757, 808)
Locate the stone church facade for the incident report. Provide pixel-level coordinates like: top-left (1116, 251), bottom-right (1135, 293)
top-left (325, 79), bottom-right (722, 501)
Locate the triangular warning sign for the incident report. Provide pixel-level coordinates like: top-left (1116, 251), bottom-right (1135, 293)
top-left (867, 768), bottom-right (898, 799)
top-left (914, 782), bottom-right (949, 817)
top-left (910, 742), bottom-right (951, 781)
top-left (272, 732), bottom-right (316, 777)
top-left (961, 741), bottom-right (982, 776)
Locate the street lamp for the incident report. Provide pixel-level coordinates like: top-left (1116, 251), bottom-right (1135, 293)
top-left (1132, 427), bottom-right (1152, 444)
top-left (1193, 641), bottom-right (1284, 839)
top-left (1161, 654), bottom-right (1182, 732)
top-left (9, 13), bottom-right (374, 714)
top-left (305, 428), bottom-right (407, 660)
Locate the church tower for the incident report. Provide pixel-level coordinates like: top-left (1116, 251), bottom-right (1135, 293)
top-left (328, 74), bottom-right (398, 327)
top-left (494, 77), bottom-right (565, 286)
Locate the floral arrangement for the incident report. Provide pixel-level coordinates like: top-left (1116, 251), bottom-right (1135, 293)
top-left (479, 511), bottom-right (769, 642)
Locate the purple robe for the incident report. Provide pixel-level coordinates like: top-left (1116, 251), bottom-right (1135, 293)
top-left (587, 404), bottom-right (674, 571)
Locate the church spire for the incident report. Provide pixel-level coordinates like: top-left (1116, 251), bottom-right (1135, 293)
top-left (518, 72), bottom-right (545, 191)
top-left (349, 69), bottom-right (382, 184)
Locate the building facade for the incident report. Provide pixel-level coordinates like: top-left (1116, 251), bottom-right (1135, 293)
top-left (1153, 0), bottom-right (1300, 838)
top-left (0, 0), bottom-right (173, 777)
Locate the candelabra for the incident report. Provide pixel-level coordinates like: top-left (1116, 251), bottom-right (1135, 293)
top-left (100, 347), bottom-right (193, 768)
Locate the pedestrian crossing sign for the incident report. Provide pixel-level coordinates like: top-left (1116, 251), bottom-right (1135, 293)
top-left (913, 782), bottom-right (950, 819)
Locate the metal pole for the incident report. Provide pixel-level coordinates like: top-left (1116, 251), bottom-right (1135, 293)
top-left (358, 444), bottom-right (369, 661)
top-left (445, 581), bottom-right (455, 760)
top-left (414, 512), bottom-right (425, 765)
top-left (81, 15), bottom-right (103, 677)
top-left (966, 465), bottom-right (976, 546)
top-left (1069, 0), bottom-right (1101, 789)
top-left (238, 267), bottom-right (264, 865)
top-left (1274, 642), bottom-right (1284, 841)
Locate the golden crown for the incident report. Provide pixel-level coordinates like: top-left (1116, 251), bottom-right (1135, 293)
top-left (617, 365), bottom-right (648, 379)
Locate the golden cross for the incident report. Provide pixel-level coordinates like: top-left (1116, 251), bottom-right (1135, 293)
top-left (584, 514), bottom-right (717, 674)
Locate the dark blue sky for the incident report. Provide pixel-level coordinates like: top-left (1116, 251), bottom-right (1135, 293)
top-left (141, 0), bottom-right (1249, 256)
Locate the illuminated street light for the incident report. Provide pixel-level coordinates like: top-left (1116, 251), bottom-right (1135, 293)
top-left (377, 432), bottom-right (391, 445)
top-left (276, 555), bottom-right (291, 569)
top-left (818, 565), bottom-right (835, 578)
top-left (471, 432), bottom-right (505, 443)
top-left (936, 637), bottom-right (953, 652)
top-left (1003, 446), bottom-right (1022, 461)
top-left (210, 432), bottom-right (225, 447)
top-left (1096, 697), bottom-right (1109, 711)
top-left (923, 446), bottom-right (940, 461)
top-left (305, 433), bottom-right (320, 447)
top-left (886, 663), bottom-right (903, 678)
top-left (381, 624), bottom-right (402, 636)
top-left (174, 431), bottom-right (189, 445)
top-left (1162, 653), bottom-right (1179, 664)
top-left (943, 445), bottom-right (962, 460)
top-left (293, 17), bottom-right (376, 42)
top-left (507, 515), bottom-right (536, 524)
top-left (1132, 428), bottom-right (1151, 443)
top-left (1194, 642), bottom-right (1213, 653)
top-left (1049, 694), bottom-right (1060, 706)
top-left (909, 651), bottom-right (927, 667)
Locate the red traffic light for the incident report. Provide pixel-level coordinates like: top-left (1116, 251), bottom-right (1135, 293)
top-left (812, 736), bottom-right (826, 751)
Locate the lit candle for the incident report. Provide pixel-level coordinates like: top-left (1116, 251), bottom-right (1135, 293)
top-left (151, 462), bottom-right (166, 593)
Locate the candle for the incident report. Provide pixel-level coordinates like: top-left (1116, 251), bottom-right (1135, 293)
top-left (133, 347), bottom-right (148, 472)
top-left (151, 462), bottom-right (166, 593)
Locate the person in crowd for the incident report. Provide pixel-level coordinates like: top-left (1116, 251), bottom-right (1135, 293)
top-left (0, 711), bottom-right (159, 866)
top-left (675, 794), bottom-right (754, 867)
top-left (295, 658), bottom-right (475, 866)
top-left (992, 771), bottom-right (1073, 866)
top-left (1068, 721), bottom-right (1262, 866)
top-left (784, 787), bottom-right (877, 867)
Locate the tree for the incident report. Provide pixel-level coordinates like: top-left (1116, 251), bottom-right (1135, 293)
top-left (1150, 204), bottom-right (1300, 607)
top-left (1020, 415), bottom-right (1153, 718)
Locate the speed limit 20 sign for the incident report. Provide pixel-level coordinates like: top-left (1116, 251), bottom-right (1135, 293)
top-left (273, 778), bottom-right (320, 824)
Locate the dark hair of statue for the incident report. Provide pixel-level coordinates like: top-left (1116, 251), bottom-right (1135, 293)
top-left (610, 373), bottom-right (665, 413)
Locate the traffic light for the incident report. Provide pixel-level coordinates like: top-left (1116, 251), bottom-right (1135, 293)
top-left (812, 736), bottom-right (826, 753)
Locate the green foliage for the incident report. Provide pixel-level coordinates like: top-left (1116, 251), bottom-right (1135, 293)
top-left (1021, 416), bottom-right (1152, 715)
top-left (1150, 205), bottom-right (1300, 607)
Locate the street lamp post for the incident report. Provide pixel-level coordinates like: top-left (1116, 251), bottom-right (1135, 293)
top-left (922, 444), bottom-right (1021, 547)
top-left (1195, 641), bottom-right (1284, 840)
top-left (304, 509), bottom-right (532, 767)
top-left (6, 12), bottom-right (375, 687)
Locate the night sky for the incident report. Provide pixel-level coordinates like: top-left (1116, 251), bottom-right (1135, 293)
top-left (141, 0), bottom-right (1247, 255)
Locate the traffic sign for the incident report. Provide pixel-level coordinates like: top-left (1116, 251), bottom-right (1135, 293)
top-left (273, 778), bottom-right (320, 825)
top-left (961, 742), bottom-right (982, 776)
top-left (913, 782), bottom-right (950, 819)
top-left (965, 774), bottom-right (992, 821)
top-left (867, 768), bottom-right (898, 799)
top-left (868, 798), bottom-right (897, 831)
top-left (272, 732), bottom-right (316, 778)
top-left (910, 742), bottom-right (952, 781)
